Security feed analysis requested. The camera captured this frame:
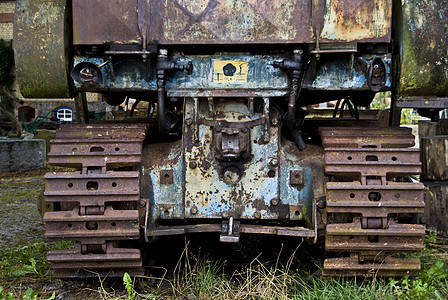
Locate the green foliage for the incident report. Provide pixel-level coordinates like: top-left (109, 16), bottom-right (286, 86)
top-left (0, 241), bottom-right (74, 283)
top-left (123, 273), bottom-right (136, 300)
top-left (424, 229), bottom-right (437, 244)
top-left (370, 91), bottom-right (392, 110)
top-left (0, 287), bottom-right (55, 300)
top-left (389, 261), bottom-right (448, 299)
top-left (0, 286), bottom-right (15, 300)
top-left (0, 39), bottom-right (13, 88)
top-left (23, 288), bottom-right (55, 300)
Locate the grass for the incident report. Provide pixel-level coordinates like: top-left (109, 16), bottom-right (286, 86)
top-left (1, 170), bottom-right (447, 299)
top-left (104, 239), bottom-right (448, 300)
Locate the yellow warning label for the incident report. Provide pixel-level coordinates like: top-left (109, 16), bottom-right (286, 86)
top-left (213, 60), bottom-right (247, 83)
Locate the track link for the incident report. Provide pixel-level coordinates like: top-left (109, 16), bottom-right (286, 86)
top-left (44, 124), bottom-right (147, 278)
top-left (320, 127), bottom-right (425, 277)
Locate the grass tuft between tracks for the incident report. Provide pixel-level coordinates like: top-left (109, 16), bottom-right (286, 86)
top-left (1, 235), bottom-right (448, 299)
top-left (113, 235), bottom-right (448, 300)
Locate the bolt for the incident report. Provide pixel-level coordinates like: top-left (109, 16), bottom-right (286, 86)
top-left (139, 200), bottom-right (146, 207)
top-left (270, 158), bottom-right (279, 167)
top-left (222, 211), bottom-right (229, 218)
top-left (271, 198), bottom-right (280, 206)
top-left (254, 211), bottom-right (261, 219)
top-left (420, 216), bottom-right (427, 224)
top-left (189, 161), bottom-right (197, 169)
top-left (317, 199), bottom-right (326, 209)
top-left (271, 118), bottom-right (279, 126)
top-left (263, 135), bottom-right (270, 143)
top-left (185, 117), bottom-right (193, 126)
top-left (190, 205), bottom-right (198, 215)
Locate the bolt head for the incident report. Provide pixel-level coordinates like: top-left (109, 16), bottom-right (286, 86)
top-left (271, 118), bottom-right (279, 126)
top-left (270, 198), bottom-right (280, 206)
top-left (189, 161), bottom-right (197, 169)
top-left (317, 199), bottom-right (326, 209)
top-left (254, 211), bottom-right (261, 219)
top-left (270, 158), bottom-right (279, 167)
top-left (191, 205), bottom-right (198, 215)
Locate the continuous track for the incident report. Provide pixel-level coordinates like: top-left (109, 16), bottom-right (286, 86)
top-left (44, 124), bottom-right (147, 278)
top-left (320, 127), bottom-right (425, 277)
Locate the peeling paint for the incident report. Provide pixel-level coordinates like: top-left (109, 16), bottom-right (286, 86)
top-left (320, 0), bottom-right (391, 42)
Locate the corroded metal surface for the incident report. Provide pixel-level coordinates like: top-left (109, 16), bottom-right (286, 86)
top-left (14, 0), bottom-right (71, 98)
top-left (147, 224), bottom-right (314, 237)
top-left (140, 98), bottom-right (325, 237)
top-left (319, 0), bottom-right (391, 42)
top-left (398, 0), bottom-right (448, 99)
top-left (72, 0), bottom-right (392, 45)
top-left (44, 124), bottom-right (147, 278)
top-left (323, 257), bottom-right (421, 277)
top-left (320, 127), bottom-right (425, 277)
top-left (47, 243), bottom-right (143, 278)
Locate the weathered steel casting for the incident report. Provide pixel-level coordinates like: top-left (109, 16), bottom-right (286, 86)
top-left (44, 124), bottom-right (147, 278)
top-left (320, 127), bottom-right (425, 277)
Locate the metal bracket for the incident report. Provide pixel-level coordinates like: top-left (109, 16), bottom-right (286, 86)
top-left (220, 217), bottom-right (241, 243)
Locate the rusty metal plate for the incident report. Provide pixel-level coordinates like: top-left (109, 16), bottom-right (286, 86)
top-left (323, 257), bottom-right (420, 277)
top-left (44, 207), bottom-right (140, 243)
top-left (14, 0), bottom-right (71, 98)
top-left (47, 242), bottom-right (143, 278)
top-left (324, 148), bottom-right (420, 164)
top-left (326, 219), bottom-right (424, 253)
top-left (324, 148), bottom-right (421, 183)
top-left (45, 171), bottom-right (140, 209)
top-left (325, 235), bottom-right (424, 252)
top-left (55, 124), bottom-right (148, 140)
top-left (326, 182), bottom-right (425, 217)
top-left (320, 127), bottom-right (415, 148)
top-left (326, 222), bottom-right (425, 237)
top-left (160, 170), bottom-right (174, 184)
top-left (48, 139), bottom-right (143, 168)
top-left (72, 0), bottom-right (392, 45)
top-left (318, 0), bottom-right (391, 43)
top-left (146, 223), bottom-right (315, 237)
top-left (290, 170), bottom-right (304, 187)
top-left (49, 124), bottom-right (148, 168)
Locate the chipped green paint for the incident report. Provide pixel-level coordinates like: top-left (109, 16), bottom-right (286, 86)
top-left (14, 0), bottom-right (71, 98)
top-left (398, 0), bottom-right (448, 97)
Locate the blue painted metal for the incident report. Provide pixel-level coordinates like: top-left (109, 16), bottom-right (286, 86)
top-left (72, 54), bottom-right (391, 94)
top-left (306, 55), bottom-right (391, 90)
top-left (144, 97), bottom-right (326, 224)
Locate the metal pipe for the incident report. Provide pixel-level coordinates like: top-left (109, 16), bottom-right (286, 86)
top-left (274, 48), bottom-right (307, 151)
top-left (156, 49), bottom-right (171, 134)
top-left (156, 49), bottom-right (193, 134)
top-left (157, 75), bottom-right (169, 133)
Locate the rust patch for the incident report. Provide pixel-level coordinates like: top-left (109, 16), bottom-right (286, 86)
top-left (320, 0), bottom-right (391, 42)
